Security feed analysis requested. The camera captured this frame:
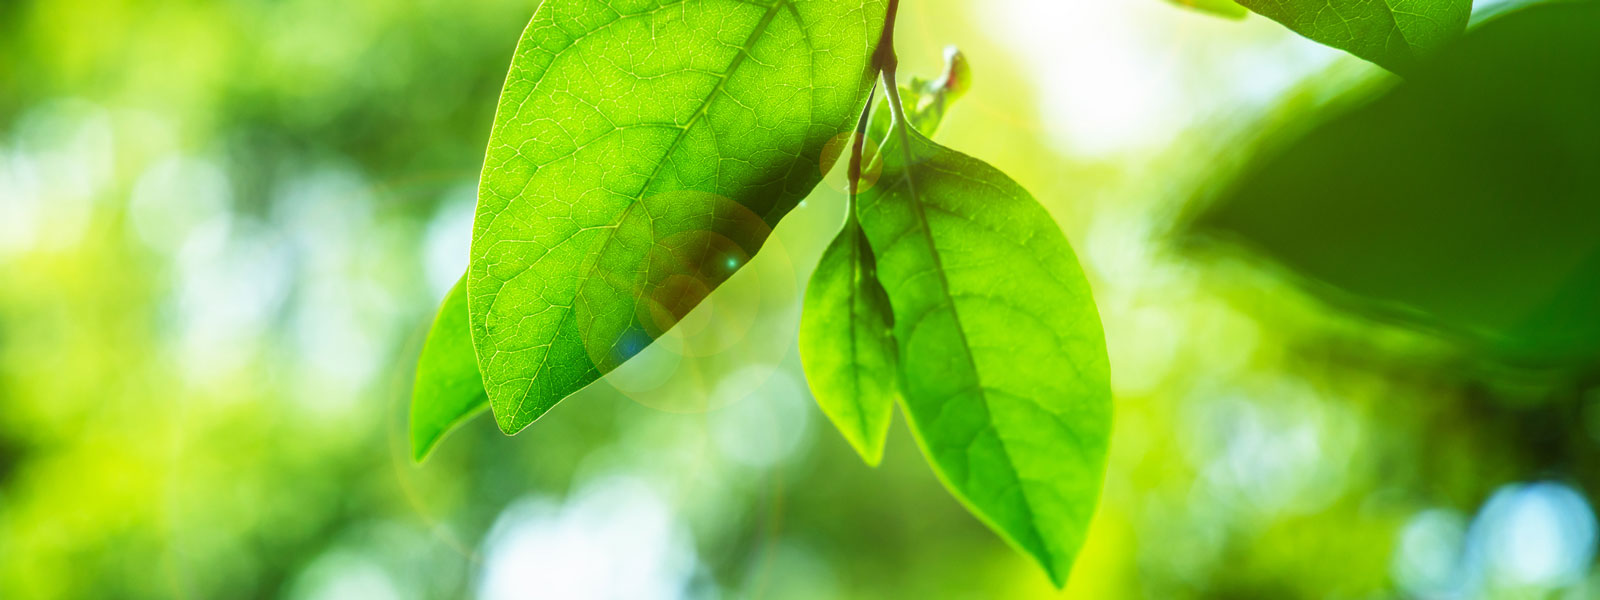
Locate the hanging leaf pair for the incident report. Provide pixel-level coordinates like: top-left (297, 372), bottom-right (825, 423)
top-left (410, 0), bottom-right (1111, 587)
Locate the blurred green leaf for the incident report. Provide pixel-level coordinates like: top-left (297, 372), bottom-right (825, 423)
top-left (1168, 0), bottom-right (1250, 20)
top-left (468, 0), bottom-right (886, 434)
top-left (1237, 0), bottom-right (1469, 72)
top-left (411, 277), bottom-right (488, 463)
top-left (1192, 1), bottom-right (1600, 365)
top-left (857, 102), bottom-right (1112, 587)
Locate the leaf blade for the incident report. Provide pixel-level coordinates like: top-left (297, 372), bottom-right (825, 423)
top-left (857, 118), bottom-right (1112, 586)
top-left (802, 54), bottom-right (971, 466)
top-left (1237, 0), bottom-right (1470, 73)
top-left (410, 277), bottom-right (489, 462)
top-left (469, 0), bottom-right (886, 434)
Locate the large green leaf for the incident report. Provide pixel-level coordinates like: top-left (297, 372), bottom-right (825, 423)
top-left (1237, 0), bottom-right (1470, 73)
top-left (856, 105), bottom-right (1112, 586)
top-left (801, 54), bottom-right (968, 467)
top-left (469, 0), bottom-right (886, 434)
top-left (1191, 1), bottom-right (1600, 365)
top-left (410, 277), bottom-right (488, 462)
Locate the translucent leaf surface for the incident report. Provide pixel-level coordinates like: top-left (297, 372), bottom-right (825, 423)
top-left (801, 219), bottom-right (899, 465)
top-left (857, 106), bottom-right (1112, 587)
top-left (469, 0), bottom-right (886, 434)
top-left (410, 277), bottom-right (488, 462)
top-left (801, 54), bottom-right (966, 466)
top-left (1238, 0), bottom-right (1469, 72)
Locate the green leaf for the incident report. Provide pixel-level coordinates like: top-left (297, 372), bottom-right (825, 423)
top-left (1168, 0), bottom-right (1249, 20)
top-left (802, 53), bottom-right (968, 467)
top-left (469, 0), bottom-right (886, 434)
top-left (1190, 1), bottom-right (1600, 365)
top-left (857, 103), bottom-right (1112, 586)
top-left (1236, 0), bottom-right (1470, 73)
top-left (800, 219), bottom-right (899, 466)
top-left (410, 277), bottom-right (489, 462)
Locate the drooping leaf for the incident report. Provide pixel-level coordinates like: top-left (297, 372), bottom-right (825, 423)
top-left (1168, 0), bottom-right (1249, 20)
top-left (1236, 0), bottom-right (1470, 73)
top-left (410, 277), bottom-right (488, 462)
top-left (802, 53), bottom-right (968, 467)
top-left (856, 106), bottom-right (1112, 587)
top-left (800, 219), bottom-right (899, 466)
top-left (469, 0), bottom-right (886, 434)
top-left (1190, 2), bottom-right (1600, 366)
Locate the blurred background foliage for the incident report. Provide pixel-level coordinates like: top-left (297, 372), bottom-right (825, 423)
top-left (2, 0), bottom-right (1598, 598)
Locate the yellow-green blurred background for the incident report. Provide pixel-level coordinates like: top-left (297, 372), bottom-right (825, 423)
top-left (3, 0), bottom-right (1597, 598)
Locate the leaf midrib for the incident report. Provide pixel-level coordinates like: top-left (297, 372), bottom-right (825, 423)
top-left (845, 221), bottom-right (874, 450)
top-left (885, 120), bottom-right (1053, 565)
top-left (503, 0), bottom-right (793, 423)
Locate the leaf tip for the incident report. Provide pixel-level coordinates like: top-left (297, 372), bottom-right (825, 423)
top-left (854, 443), bottom-right (887, 468)
top-left (492, 410), bottom-right (526, 436)
top-left (409, 409), bottom-right (446, 464)
top-left (1044, 562), bottom-right (1069, 590)
top-left (410, 438), bottom-right (435, 464)
top-left (407, 395), bottom-right (436, 464)
top-left (1018, 544), bottom-right (1073, 589)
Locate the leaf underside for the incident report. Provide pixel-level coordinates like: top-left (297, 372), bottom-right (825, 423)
top-left (1192, 2), bottom-right (1600, 366)
top-left (468, 0), bottom-right (886, 434)
top-left (410, 277), bottom-right (489, 462)
top-left (858, 117), bottom-right (1112, 586)
top-left (1236, 0), bottom-right (1470, 73)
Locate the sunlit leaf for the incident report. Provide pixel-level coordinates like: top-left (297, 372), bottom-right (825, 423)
top-left (410, 277), bottom-right (488, 462)
top-left (1237, 0), bottom-right (1469, 73)
top-left (1168, 0), bottom-right (1249, 20)
top-left (802, 52), bottom-right (969, 467)
top-left (469, 0), bottom-right (886, 434)
top-left (857, 102), bottom-right (1112, 587)
top-left (801, 219), bottom-right (899, 465)
top-left (1191, 2), bottom-right (1600, 365)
